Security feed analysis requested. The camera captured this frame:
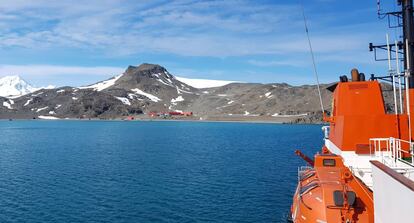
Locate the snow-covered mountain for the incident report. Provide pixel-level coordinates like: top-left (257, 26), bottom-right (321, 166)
top-left (0, 75), bottom-right (54, 98)
top-left (175, 76), bottom-right (237, 88)
top-left (0, 75), bottom-right (37, 98)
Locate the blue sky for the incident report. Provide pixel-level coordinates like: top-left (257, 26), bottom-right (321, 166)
top-left (0, 0), bottom-right (402, 87)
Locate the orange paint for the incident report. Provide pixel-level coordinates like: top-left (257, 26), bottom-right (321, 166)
top-left (328, 81), bottom-right (409, 151)
top-left (291, 78), bottom-right (411, 222)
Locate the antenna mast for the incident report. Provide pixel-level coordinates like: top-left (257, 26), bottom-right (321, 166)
top-left (300, 4), bottom-right (324, 113)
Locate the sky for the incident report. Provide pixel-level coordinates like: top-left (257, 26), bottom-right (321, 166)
top-left (0, 0), bottom-right (403, 87)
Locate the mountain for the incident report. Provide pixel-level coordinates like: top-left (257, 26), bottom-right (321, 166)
top-left (0, 75), bottom-right (55, 98)
top-left (0, 63), bottom-right (344, 123)
top-left (0, 76), bottom-right (37, 98)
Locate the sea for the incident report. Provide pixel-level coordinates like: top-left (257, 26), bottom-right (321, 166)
top-left (0, 120), bottom-right (323, 223)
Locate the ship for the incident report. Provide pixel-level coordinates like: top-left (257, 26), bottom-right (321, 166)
top-left (289, 1), bottom-right (414, 222)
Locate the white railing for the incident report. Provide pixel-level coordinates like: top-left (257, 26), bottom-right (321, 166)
top-left (369, 137), bottom-right (414, 167)
top-left (297, 166), bottom-right (314, 182)
top-left (321, 126), bottom-right (330, 139)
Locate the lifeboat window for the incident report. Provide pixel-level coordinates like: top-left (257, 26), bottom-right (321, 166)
top-left (333, 190), bottom-right (356, 207)
top-left (300, 182), bottom-right (318, 195)
top-left (323, 159), bottom-right (336, 167)
top-left (299, 171), bottom-right (315, 181)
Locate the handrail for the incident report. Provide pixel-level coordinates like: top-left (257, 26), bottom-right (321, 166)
top-left (369, 137), bottom-right (414, 167)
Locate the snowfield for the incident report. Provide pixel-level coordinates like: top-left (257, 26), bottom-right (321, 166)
top-left (176, 76), bottom-right (237, 89)
top-left (79, 74), bottom-right (122, 91)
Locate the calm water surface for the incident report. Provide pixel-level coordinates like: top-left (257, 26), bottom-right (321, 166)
top-left (0, 120), bottom-right (322, 222)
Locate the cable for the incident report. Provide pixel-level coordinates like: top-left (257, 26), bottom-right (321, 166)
top-left (300, 3), bottom-right (325, 113)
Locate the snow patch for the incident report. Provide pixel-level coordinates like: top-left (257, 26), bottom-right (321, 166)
top-left (227, 100), bottom-right (234, 105)
top-left (79, 74), bottom-right (122, 91)
top-left (243, 111), bottom-right (259, 117)
top-left (157, 78), bottom-right (173, 87)
top-left (72, 97), bottom-right (78, 100)
top-left (57, 89), bottom-right (65, 93)
top-left (130, 88), bottom-right (161, 102)
top-left (171, 96), bottom-right (184, 103)
top-left (31, 91), bottom-right (43, 97)
top-left (24, 98), bottom-right (33, 106)
top-left (38, 115), bottom-right (59, 120)
top-left (36, 106), bottom-right (48, 112)
top-left (154, 73), bottom-right (174, 87)
top-left (115, 97), bottom-right (131, 105)
top-left (272, 113), bottom-right (308, 117)
top-left (176, 86), bottom-right (193, 94)
top-left (48, 111), bottom-right (56, 115)
top-left (128, 93), bottom-right (143, 101)
top-left (3, 101), bottom-right (12, 109)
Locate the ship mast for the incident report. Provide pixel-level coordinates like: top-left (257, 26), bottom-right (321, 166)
top-left (371, 0), bottom-right (414, 140)
top-left (402, 0), bottom-right (414, 86)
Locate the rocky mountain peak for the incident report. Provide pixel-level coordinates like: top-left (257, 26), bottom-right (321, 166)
top-left (126, 63), bottom-right (167, 75)
top-left (117, 63), bottom-right (182, 89)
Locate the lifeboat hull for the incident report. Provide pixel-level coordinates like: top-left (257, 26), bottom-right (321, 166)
top-left (290, 153), bottom-right (373, 223)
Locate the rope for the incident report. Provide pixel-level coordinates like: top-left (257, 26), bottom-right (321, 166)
top-left (300, 3), bottom-right (325, 113)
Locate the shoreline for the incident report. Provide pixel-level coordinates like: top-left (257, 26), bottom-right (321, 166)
top-left (0, 117), bottom-right (325, 125)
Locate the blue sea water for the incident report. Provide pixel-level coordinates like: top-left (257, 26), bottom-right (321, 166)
top-left (0, 120), bottom-right (323, 223)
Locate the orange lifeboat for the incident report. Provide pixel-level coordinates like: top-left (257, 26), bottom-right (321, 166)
top-left (290, 154), bottom-right (373, 223)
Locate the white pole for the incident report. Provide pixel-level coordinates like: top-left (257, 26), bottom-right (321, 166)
top-left (396, 40), bottom-right (403, 114)
top-left (387, 34), bottom-right (398, 114)
top-left (387, 34), bottom-right (392, 70)
top-left (405, 39), bottom-right (412, 144)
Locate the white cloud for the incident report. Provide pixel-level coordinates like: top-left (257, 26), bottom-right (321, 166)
top-left (0, 65), bottom-right (124, 76)
top-left (248, 59), bottom-right (308, 68)
top-left (0, 0), bottom-right (379, 58)
top-left (0, 0), bottom-right (389, 87)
